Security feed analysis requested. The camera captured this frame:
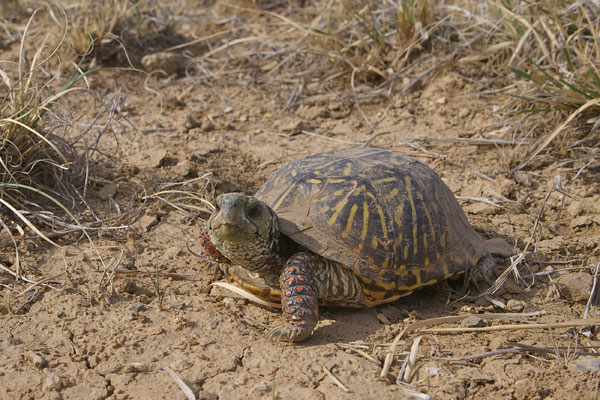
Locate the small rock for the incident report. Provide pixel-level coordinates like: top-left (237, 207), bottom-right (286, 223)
top-left (458, 108), bottom-right (471, 118)
top-left (141, 52), bottom-right (186, 75)
top-left (506, 299), bottom-right (526, 312)
top-left (556, 272), bottom-right (593, 302)
top-left (44, 372), bottom-right (62, 391)
top-left (198, 390), bottom-right (218, 400)
top-left (30, 352), bottom-right (47, 369)
top-left (128, 303), bottom-right (145, 312)
top-left (117, 280), bottom-right (138, 295)
top-left (7, 336), bottom-right (22, 346)
top-left (197, 338), bottom-right (216, 347)
top-left (434, 96), bottom-right (447, 104)
top-left (254, 382), bottom-right (270, 393)
top-left (537, 236), bottom-right (564, 252)
top-left (173, 160), bottom-right (194, 177)
top-left (424, 366), bottom-right (441, 376)
top-left (461, 316), bottom-right (485, 328)
top-left (185, 111), bottom-right (203, 129)
top-left (170, 358), bottom-right (193, 371)
top-left (280, 119), bottom-right (303, 133)
top-left (465, 201), bottom-right (498, 216)
top-left (128, 148), bottom-right (167, 169)
top-left (222, 297), bottom-right (235, 306)
top-left (568, 200), bottom-right (583, 217)
top-left (324, 360), bottom-right (338, 371)
top-left (133, 214), bottom-right (160, 233)
top-left (146, 326), bottom-right (164, 336)
top-left (202, 120), bottom-right (215, 132)
top-left (570, 215), bottom-right (591, 228)
top-left (569, 356), bottom-right (600, 372)
top-left (223, 106), bottom-right (233, 114)
top-left (512, 171), bottom-right (533, 187)
top-left (235, 372), bottom-right (250, 385)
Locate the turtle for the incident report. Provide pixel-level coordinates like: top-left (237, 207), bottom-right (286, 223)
top-left (199, 148), bottom-right (494, 342)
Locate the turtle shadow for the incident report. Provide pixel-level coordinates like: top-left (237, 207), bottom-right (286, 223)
top-left (308, 308), bottom-right (384, 345)
top-left (301, 287), bottom-right (448, 346)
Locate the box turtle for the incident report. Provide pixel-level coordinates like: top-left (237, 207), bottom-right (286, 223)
top-left (200, 148), bottom-right (493, 342)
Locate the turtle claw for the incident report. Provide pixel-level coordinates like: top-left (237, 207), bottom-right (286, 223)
top-left (267, 325), bottom-right (301, 344)
top-left (211, 262), bottom-right (230, 282)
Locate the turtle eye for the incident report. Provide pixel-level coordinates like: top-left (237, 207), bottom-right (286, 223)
top-left (247, 204), bottom-right (261, 218)
top-left (213, 202), bottom-right (220, 212)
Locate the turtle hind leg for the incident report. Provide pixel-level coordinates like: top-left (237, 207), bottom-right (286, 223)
top-left (468, 254), bottom-right (495, 292)
top-left (268, 252), bottom-right (319, 343)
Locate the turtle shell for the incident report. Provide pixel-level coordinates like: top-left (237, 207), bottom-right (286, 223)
top-left (255, 148), bottom-right (490, 303)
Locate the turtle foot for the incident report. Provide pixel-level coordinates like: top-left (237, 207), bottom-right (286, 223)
top-left (267, 323), bottom-right (311, 344)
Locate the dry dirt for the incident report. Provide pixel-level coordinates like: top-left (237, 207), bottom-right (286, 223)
top-left (1, 2), bottom-right (599, 400)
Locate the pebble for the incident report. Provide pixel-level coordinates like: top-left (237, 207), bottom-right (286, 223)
top-left (461, 316), bottom-right (485, 328)
top-left (254, 382), bottom-right (270, 393)
top-left (170, 302), bottom-right (185, 311)
top-left (128, 303), bottom-right (145, 312)
top-left (568, 200), bottom-right (583, 217)
top-left (174, 160), bottom-right (194, 177)
top-left (458, 108), bottom-right (471, 118)
top-left (30, 352), bottom-right (47, 369)
top-left (44, 372), bottom-right (62, 390)
top-left (222, 297), bottom-right (235, 306)
top-left (134, 214), bottom-right (160, 233)
top-left (146, 326), bottom-right (164, 336)
top-left (170, 358), bottom-right (193, 371)
top-left (556, 272), bottom-right (593, 302)
top-left (280, 120), bottom-right (303, 133)
top-left (197, 338), bottom-right (216, 347)
top-left (198, 390), bottom-right (218, 400)
top-left (570, 215), bottom-right (591, 228)
top-left (235, 372), bottom-right (250, 385)
top-left (568, 356), bottom-right (600, 372)
top-left (506, 299), bottom-right (526, 312)
top-left (7, 337), bottom-right (22, 346)
top-left (202, 120), bottom-right (215, 132)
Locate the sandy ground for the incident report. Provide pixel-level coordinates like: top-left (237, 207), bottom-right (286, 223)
top-left (1, 2), bottom-right (599, 399)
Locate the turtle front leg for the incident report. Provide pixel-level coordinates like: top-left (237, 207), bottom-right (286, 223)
top-left (268, 252), bottom-right (319, 343)
top-left (199, 221), bottom-right (231, 279)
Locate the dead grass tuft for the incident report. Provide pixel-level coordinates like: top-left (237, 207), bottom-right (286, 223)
top-left (51, 0), bottom-right (193, 67)
top-left (489, 1), bottom-right (600, 114)
top-left (0, 7), bottom-right (131, 287)
top-left (298, 0), bottom-right (441, 83)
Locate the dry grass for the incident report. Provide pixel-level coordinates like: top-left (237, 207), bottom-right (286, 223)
top-left (485, 1), bottom-right (599, 112)
top-left (0, 5), bottom-right (136, 285)
top-left (1, 9), bottom-right (74, 208)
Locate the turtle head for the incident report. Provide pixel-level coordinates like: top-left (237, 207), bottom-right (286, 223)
top-left (207, 193), bottom-right (280, 270)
